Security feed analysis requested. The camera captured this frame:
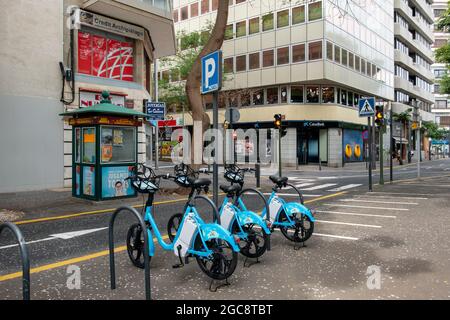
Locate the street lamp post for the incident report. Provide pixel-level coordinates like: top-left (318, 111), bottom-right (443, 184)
top-left (429, 137), bottom-right (432, 161)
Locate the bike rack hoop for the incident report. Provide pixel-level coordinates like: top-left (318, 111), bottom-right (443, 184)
top-left (108, 206), bottom-right (151, 300)
top-left (0, 222), bottom-right (30, 300)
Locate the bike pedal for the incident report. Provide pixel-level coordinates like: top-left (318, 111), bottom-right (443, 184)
top-left (172, 263), bottom-right (184, 269)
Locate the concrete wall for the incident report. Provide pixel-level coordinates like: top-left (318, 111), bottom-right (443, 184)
top-left (0, 0), bottom-right (64, 192)
top-left (281, 128), bottom-right (297, 166)
top-left (328, 128), bottom-right (343, 167)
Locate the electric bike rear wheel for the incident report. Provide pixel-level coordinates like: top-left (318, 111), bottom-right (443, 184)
top-left (194, 234), bottom-right (238, 281)
top-left (126, 223), bottom-right (150, 269)
top-left (278, 211), bottom-right (314, 243)
top-left (167, 213), bottom-right (184, 242)
top-left (231, 221), bottom-right (268, 258)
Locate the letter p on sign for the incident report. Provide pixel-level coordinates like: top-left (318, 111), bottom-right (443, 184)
top-left (201, 50), bottom-right (222, 95)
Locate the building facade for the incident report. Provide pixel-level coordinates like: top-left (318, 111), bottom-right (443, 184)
top-left (166, 0), bottom-right (396, 167)
top-left (0, 0), bottom-right (175, 193)
top-left (393, 0), bottom-right (435, 160)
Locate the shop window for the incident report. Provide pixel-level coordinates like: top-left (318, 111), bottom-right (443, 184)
top-left (83, 127), bottom-right (96, 164)
top-left (201, 0), bottom-right (209, 14)
top-left (348, 92), bottom-right (354, 106)
top-left (306, 86), bottom-right (320, 103)
top-left (236, 21), bottom-right (247, 38)
top-left (291, 86), bottom-right (304, 103)
top-left (236, 55), bottom-right (247, 72)
top-left (326, 41), bottom-right (333, 60)
top-left (190, 3), bottom-right (199, 17)
top-left (309, 41), bottom-right (322, 60)
top-left (322, 87), bottom-right (335, 103)
top-left (252, 89), bottom-right (264, 106)
top-left (249, 52), bottom-right (260, 70)
top-left (263, 49), bottom-right (274, 67)
top-left (281, 86), bottom-right (288, 103)
top-left (341, 49), bottom-right (348, 67)
top-left (224, 57), bottom-right (234, 73)
top-left (101, 126), bottom-right (136, 163)
top-left (341, 90), bottom-right (347, 105)
top-left (308, 1), bottom-right (322, 21)
top-left (262, 13), bottom-right (274, 31)
top-left (266, 87), bottom-right (279, 104)
top-left (277, 10), bottom-right (289, 28)
top-left (277, 47), bottom-right (290, 65)
top-left (292, 44), bottom-right (305, 63)
top-left (77, 31), bottom-right (134, 82)
top-left (249, 17), bottom-right (260, 34)
top-left (225, 24), bottom-right (234, 40)
top-left (349, 52), bottom-right (354, 69)
top-left (292, 5), bottom-right (305, 25)
top-left (181, 6), bottom-right (189, 20)
top-left (75, 128), bottom-right (81, 163)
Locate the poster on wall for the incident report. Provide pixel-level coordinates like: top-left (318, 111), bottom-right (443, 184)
top-left (75, 166), bottom-right (81, 196)
top-left (101, 166), bottom-right (135, 198)
top-left (78, 32), bottom-right (92, 75)
top-left (121, 42), bottom-right (134, 82)
top-left (343, 129), bottom-right (364, 162)
top-left (92, 35), bottom-right (107, 78)
top-left (83, 166), bottom-right (96, 196)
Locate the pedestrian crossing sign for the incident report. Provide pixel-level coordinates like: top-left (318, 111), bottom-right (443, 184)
top-left (358, 97), bottom-right (375, 117)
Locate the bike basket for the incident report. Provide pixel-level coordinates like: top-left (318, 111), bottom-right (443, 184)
top-left (174, 163), bottom-right (198, 187)
top-left (130, 164), bottom-right (159, 194)
top-left (224, 164), bottom-right (244, 183)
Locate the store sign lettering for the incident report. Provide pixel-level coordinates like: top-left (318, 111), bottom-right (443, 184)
top-left (304, 122), bottom-right (325, 127)
top-left (80, 92), bottom-right (125, 108)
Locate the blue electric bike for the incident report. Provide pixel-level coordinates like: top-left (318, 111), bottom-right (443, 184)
top-left (126, 164), bottom-right (240, 281)
top-left (225, 164), bottom-right (315, 245)
top-left (166, 164), bottom-right (271, 260)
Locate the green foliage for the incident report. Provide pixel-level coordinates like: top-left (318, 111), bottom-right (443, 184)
top-left (435, 2), bottom-right (450, 94)
top-left (435, 44), bottom-right (450, 64)
top-left (437, 74), bottom-right (450, 94)
top-left (422, 121), bottom-right (450, 140)
top-left (392, 109), bottom-right (412, 123)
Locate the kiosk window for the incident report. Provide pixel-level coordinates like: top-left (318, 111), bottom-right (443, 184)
top-left (75, 128), bottom-right (81, 163)
top-left (101, 126), bottom-right (136, 163)
top-left (83, 127), bottom-right (96, 164)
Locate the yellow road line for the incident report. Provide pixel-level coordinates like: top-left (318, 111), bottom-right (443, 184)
top-left (304, 191), bottom-right (346, 203)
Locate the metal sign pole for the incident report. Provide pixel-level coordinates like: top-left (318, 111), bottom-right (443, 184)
top-left (390, 105), bottom-right (393, 182)
top-left (213, 91), bottom-right (219, 207)
top-left (368, 117), bottom-right (373, 192)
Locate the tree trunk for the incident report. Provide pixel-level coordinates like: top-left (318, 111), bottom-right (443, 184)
top-left (185, 0), bottom-right (229, 164)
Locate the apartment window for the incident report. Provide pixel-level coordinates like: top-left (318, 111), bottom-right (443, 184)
top-left (349, 52), bottom-right (354, 69)
top-left (326, 41), bottom-right (333, 60)
top-left (225, 24), bottom-right (234, 40)
top-left (436, 100), bottom-right (448, 109)
top-left (277, 10), bottom-right (289, 28)
top-left (249, 17), bottom-right (260, 34)
top-left (173, 10), bottom-right (179, 23)
top-left (267, 87), bottom-right (279, 104)
top-left (262, 13), bottom-right (274, 31)
top-left (292, 44), bottom-right (305, 63)
top-left (341, 90), bottom-right (347, 105)
top-left (277, 47), bottom-right (290, 65)
top-left (292, 5), bottom-right (305, 24)
top-left (434, 84), bottom-right (441, 93)
top-left (334, 46), bottom-right (340, 63)
top-left (263, 49), bottom-right (274, 67)
top-left (236, 0), bottom-right (246, 4)
top-left (434, 69), bottom-right (447, 78)
top-left (355, 56), bottom-right (360, 72)
top-left (361, 58), bottom-right (366, 74)
top-left (347, 92), bottom-right (353, 106)
top-left (181, 6), bottom-right (188, 20)
top-left (249, 52), bottom-right (260, 69)
top-left (201, 0), bottom-right (209, 14)
top-left (252, 89), bottom-right (264, 106)
top-left (306, 86), bottom-right (320, 103)
top-left (240, 92), bottom-right (251, 107)
top-left (308, 1), bottom-right (322, 21)
top-left (212, 0), bottom-right (218, 11)
top-left (341, 49), bottom-right (348, 67)
top-left (281, 86), bottom-right (288, 103)
top-left (434, 9), bottom-right (446, 18)
top-left (353, 93), bottom-right (359, 106)
top-left (372, 65), bottom-right (377, 79)
top-left (367, 62), bottom-right (372, 77)
top-left (291, 86), bottom-right (304, 103)
top-left (322, 87), bottom-right (335, 103)
top-left (224, 57), bottom-right (234, 74)
top-left (190, 3), bottom-right (199, 17)
top-left (236, 21), bottom-right (246, 37)
top-left (309, 41), bottom-right (322, 60)
top-left (236, 55), bottom-right (246, 72)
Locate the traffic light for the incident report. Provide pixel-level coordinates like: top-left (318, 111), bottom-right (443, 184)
top-left (375, 105), bottom-right (384, 126)
top-left (274, 114), bottom-right (282, 129)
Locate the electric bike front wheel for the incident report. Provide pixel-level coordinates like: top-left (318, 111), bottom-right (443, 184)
top-left (231, 221), bottom-right (268, 259)
top-left (167, 213), bottom-right (184, 242)
top-left (126, 223), bottom-right (151, 269)
top-left (278, 211), bottom-right (314, 243)
top-left (194, 234), bottom-right (238, 281)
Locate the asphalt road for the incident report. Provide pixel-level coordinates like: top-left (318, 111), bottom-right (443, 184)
top-left (1, 158), bottom-right (450, 299)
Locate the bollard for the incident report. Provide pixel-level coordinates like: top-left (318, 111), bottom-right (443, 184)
top-left (0, 222), bottom-right (31, 300)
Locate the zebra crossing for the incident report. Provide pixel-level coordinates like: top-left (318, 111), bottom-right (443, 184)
top-left (285, 176), bottom-right (363, 194)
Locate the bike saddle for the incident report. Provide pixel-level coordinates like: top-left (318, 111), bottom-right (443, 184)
top-left (190, 177), bottom-right (211, 188)
top-left (269, 175), bottom-right (288, 186)
top-left (219, 184), bottom-right (241, 194)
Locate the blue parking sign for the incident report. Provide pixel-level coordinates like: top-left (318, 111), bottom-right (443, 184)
top-left (201, 50), bottom-right (222, 94)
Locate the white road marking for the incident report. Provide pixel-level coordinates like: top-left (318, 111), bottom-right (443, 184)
top-left (295, 183), bottom-right (315, 188)
top-left (367, 191), bottom-right (431, 196)
top-left (327, 184), bottom-right (362, 192)
top-left (338, 199), bottom-right (418, 205)
top-left (315, 219), bottom-right (382, 228)
top-left (288, 177), bottom-right (315, 182)
top-left (261, 193), bottom-right (322, 197)
top-left (312, 233), bottom-right (358, 241)
top-left (0, 227), bottom-right (108, 250)
top-left (323, 204), bottom-right (409, 211)
top-left (399, 183), bottom-right (450, 187)
top-left (315, 210), bottom-right (397, 219)
top-left (302, 183), bottom-right (337, 191)
top-left (355, 195), bottom-right (428, 200)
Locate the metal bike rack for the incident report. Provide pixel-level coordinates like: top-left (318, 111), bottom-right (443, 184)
top-left (109, 206), bottom-right (151, 300)
top-left (0, 222), bottom-right (31, 300)
top-left (239, 188), bottom-right (271, 251)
